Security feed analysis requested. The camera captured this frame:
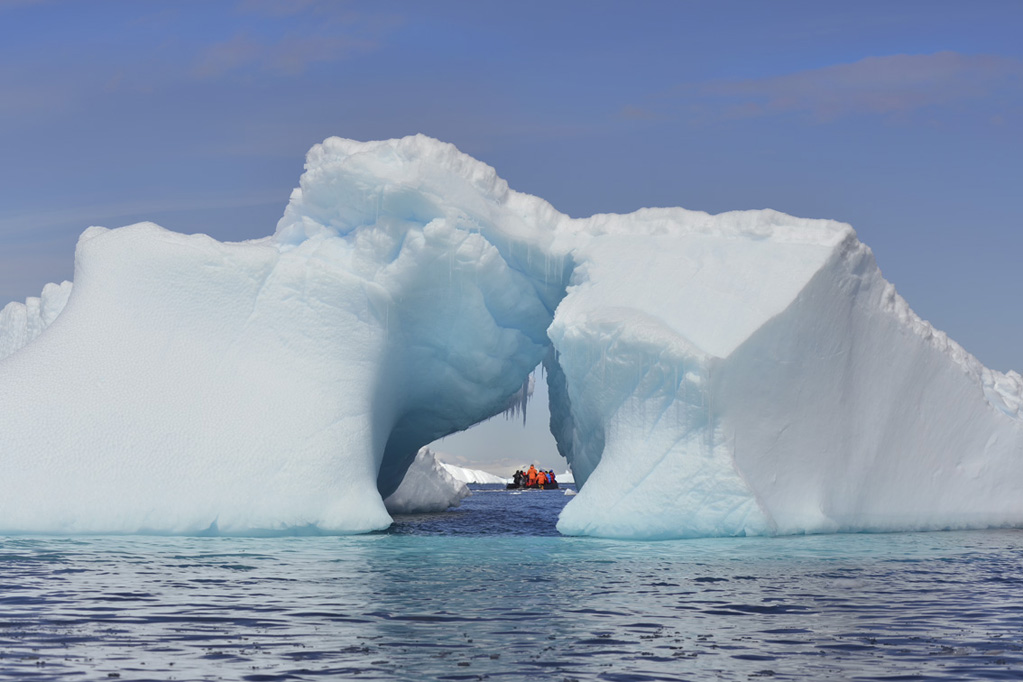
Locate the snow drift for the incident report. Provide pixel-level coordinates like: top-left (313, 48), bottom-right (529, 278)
top-left (0, 134), bottom-right (1021, 539)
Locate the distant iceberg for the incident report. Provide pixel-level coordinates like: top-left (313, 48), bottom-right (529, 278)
top-left (1, 134), bottom-right (1021, 539)
top-left (383, 448), bottom-right (469, 514)
top-left (438, 460), bottom-right (508, 485)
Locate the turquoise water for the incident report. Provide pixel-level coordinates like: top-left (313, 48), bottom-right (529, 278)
top-left (2, 486), bottom-right (1023, 680)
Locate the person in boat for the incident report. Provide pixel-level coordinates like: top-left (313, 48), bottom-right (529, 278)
top-left (526, 464), bottom-right (539, 487)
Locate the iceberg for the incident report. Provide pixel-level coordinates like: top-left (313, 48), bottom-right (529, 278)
top-left (383, 447), bottom-right (469, 514)
top-left (0, 134), bottom-right (1021, 539)
top-left (438, 460), bottom-right (508, 485)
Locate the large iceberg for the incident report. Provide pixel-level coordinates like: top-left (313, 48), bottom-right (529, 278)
top-left (0, 135), bottom-right (1021, 539)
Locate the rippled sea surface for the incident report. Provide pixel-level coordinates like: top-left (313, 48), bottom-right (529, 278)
top-left (3, 486), bottom-right (1023, 681)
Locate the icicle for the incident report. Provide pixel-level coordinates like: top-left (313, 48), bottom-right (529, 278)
top-left (520, 373), bottom-right (529, 426)
top-left (500, 372), bottom-right (535, 425)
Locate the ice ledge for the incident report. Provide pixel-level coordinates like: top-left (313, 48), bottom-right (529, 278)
top-left (878, 279), bottom-right (1023, 418)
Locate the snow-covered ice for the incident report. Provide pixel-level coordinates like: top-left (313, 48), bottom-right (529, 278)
top-left (383, 448), bottom-right (469, 514)
top-left (1, 134), bottom-right (1021, 539)
top-left (438, 461), bottom-right (508, 485)
top-left (0, 280), bottom-right (72, 361)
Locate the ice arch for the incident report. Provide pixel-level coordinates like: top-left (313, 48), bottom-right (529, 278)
top-left (0, 135), bottom-right (1021, 538)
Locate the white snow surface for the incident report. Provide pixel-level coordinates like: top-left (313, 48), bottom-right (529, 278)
top-left (0, 281), bottom-right (72, 361)
top-left (1, 134), bottom-right (1021, 538)
top-left (438, 461), bottom-right (508, 485)
top-left (383, 448), bottom-right (469, 514)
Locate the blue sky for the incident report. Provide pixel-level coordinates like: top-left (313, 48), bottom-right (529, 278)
top-left (2, 1), bottom-right (1021, 470)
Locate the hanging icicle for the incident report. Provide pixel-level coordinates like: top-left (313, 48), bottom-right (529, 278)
top-left (500, 371), bottom-right (535, 426)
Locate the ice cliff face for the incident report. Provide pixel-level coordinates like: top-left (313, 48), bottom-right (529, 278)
top-left (1, 134), bottom-right (1021, 538)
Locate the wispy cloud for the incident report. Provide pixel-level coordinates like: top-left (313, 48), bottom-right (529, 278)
top-left (0, 0), bottom-right (50, 11)
top-left (194, 31), bottom-right (377, 78)
top-left (0, 189), bottom-right (287, 241)
top-left (618, 105), bottom-right (661, 121)
top-left (193, 4), bottom-right (401, 78)
top-left (0, 77), bottom-right (66, 116)
top-left (235, 0), bottom-right (335, 18)
top-left (672, 52), bottom-right (1023, 122)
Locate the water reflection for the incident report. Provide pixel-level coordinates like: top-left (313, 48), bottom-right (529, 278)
top-left (1, 498), bottom-right (1022, 680)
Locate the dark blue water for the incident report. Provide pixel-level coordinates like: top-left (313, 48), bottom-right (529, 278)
top-left (2, 485), bottom-right (1023, 681)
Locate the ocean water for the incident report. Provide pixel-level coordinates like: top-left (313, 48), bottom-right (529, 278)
top-left (2, 486), bottom-right (1023, 681)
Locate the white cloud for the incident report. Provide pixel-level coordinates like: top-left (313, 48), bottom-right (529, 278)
top-left (680, 52), bottom-right (1023, 122)
top-left (0, 189), bottom-right (286, 239)
top-left (192, 7), bottom-right (400, 78)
